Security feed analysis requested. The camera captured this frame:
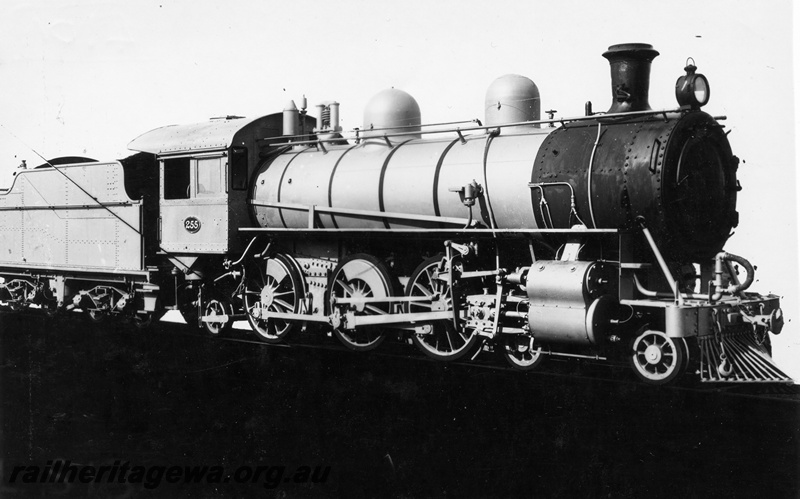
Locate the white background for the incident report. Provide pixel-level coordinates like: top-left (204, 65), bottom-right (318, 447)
top-left (1, 0), bottom-right (797, 381)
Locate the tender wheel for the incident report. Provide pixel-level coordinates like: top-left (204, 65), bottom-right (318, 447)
top-left (630, 329), bottom-right (688, 385)
top-left (39, 283), bottom-right (60, 318)
top-left (500, 334), bottom-right (545, 371)
top-left (86, 309), bottom-right (107, 323)
top-left (406, 255), bottom-right (481, 361)
top-left (202, 298), bottom-right (232, 336)
top-left (1, 280), bottom-right (31, 312)
top-left (42, 299), bottom-right (60, 318)
top-left (2, 301), bottom-right (26, 313)
top-left (243, 253), bottom-right (305, 343)
top-left (129, 312), bottom-right (154, 330)
top-left (328, 254), bottom-right (392, 351)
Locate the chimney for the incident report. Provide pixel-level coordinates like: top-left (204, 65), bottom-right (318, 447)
top-left (602, 43), bottom-right (659, 114)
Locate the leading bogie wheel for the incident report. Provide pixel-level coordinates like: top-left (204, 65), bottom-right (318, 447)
top-left (629, 329), bottom-right (689, 385)
top-left (406, 255), bottom-right (481, 361)
top-left (243, 253), bottom-right (305, 344)
top-left (500, 334), bottom-right (546, 371)
top-left (328, 254), bottom-right (393, 351)
top-left (203, 298), bottom-right (233, 336)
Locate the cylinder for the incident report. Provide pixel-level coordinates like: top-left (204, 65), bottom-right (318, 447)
top-left (525, 260), bottom-right (617, 345)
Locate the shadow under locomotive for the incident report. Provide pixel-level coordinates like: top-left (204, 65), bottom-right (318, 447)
top-left (1, 313), bottom-right (798, 498)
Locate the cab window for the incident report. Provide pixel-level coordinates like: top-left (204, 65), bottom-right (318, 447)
top-left (163, 158), bottom-right (190, 200)
top-left (196, 157), bottom-right (224, 197)
top-left (231, 147), bottom-right (248, 190)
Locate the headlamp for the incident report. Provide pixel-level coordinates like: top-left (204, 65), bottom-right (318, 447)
top-left (675, 58), bottom-right (710, 109)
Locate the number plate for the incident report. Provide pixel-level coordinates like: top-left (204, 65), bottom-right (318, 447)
top-left (184, 217), bottom-right (201, 233)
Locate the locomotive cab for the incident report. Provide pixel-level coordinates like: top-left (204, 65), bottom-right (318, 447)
top-left (128, 114), bottom-right (285, 255)
top-left (158, 152), bottom-right (238, 253)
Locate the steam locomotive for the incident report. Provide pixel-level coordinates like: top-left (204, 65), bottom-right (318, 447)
top-left (0, 43), bottom-right (790, 385)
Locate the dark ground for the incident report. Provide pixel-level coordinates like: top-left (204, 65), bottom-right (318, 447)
top-left (0, 311), bottom-right (798, 498)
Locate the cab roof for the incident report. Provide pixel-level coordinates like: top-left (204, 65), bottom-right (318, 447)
top-left (128, 115), bottom-right (276, 156)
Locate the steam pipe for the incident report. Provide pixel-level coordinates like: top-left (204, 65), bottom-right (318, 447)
top-left (586, 123), bottom-right (604, 228)
top-left (227, 236), bottom-right (260, 268)
top-left (712, 252), bottom-right (755, 301)
top-left (632, 274), bottom-right (709, 301)
top-left (636, 217), bottom-right (681, 304)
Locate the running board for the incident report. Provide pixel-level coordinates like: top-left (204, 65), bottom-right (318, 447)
top-left (698, 331), bottom-right (792, 383)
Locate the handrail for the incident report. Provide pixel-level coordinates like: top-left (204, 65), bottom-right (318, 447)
top-left (240, 226), bottom-right (619, 235)
top-left (262, 108), bottom-right (685, 148)
top-left (250, 200), bottom-right (471, 227)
